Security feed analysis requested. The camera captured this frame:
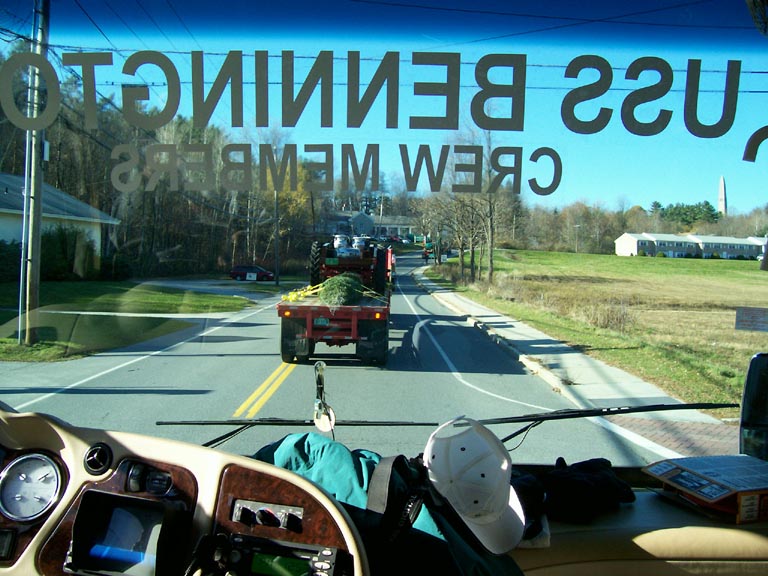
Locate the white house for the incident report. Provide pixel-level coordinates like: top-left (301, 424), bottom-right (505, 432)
top-left (373, 215), bottom-right (417, 239)
top-left (0, 172), bottom-right (120, 270)
top-left (318, 210), bottom-right (375, 236)
top-left (615, 232), bottom-right (766, 259)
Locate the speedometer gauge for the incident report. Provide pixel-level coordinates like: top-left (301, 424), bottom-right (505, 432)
top-left (0, 454), bottom-right (61, 522)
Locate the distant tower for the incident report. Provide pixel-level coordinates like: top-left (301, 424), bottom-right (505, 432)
top-left (718, 176), bottom-right (727, 215)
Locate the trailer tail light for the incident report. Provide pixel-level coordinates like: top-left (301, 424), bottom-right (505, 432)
top-left (374, 312), bottom-right (382, 320)
top-left (283, 310), bottom-right (291, 317)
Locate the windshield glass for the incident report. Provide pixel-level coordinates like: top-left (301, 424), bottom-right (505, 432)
top-left (1, 0), bottom-right (766, 469)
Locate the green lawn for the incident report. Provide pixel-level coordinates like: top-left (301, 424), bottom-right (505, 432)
top-left (0, 278), bottom-right (255, 361)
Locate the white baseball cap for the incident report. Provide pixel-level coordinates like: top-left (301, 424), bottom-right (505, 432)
top-left (423, 416), bottom-right (526, 554)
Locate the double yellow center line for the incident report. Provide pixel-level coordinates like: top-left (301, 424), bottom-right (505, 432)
top-left (233, 362), bottom-right (297, 418)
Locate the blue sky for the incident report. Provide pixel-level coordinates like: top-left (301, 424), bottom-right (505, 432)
top-left (3, 0), bottom-right (767, 214)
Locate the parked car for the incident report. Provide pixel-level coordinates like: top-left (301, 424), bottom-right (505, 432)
top-left (229, 264), bottom-right (274, 281)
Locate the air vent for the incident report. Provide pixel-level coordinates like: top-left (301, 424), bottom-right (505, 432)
top-left (83, 442), bottom-right (112, 475)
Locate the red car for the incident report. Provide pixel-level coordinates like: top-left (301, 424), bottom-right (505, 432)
top-left (229, 264), bottom-right (274, 281)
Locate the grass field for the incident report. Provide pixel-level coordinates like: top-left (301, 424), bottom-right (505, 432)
top-left (432, 250), bottom-right (768, 419)
top-left (0, 279), bottom-right (252, 361)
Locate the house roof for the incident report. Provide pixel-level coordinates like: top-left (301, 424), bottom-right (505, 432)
top-left (0, 173), bottom-right (120, 225)
top-left (641, 233), bottom-right (696, 243)
top-left (376, 214), bottom-right (415, 226)
top-left (326, 210), bottom-right (373, 223)
top-left (615, 233), bottom-right (645, 241)
top-left (688, 234), bottom-right (766, 246)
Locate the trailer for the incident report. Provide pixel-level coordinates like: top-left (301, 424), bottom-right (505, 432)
top-left (276, 239), bottom-right (394, 365)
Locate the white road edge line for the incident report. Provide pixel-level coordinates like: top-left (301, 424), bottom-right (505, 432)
top-left (400, 283), bottom-right (550, 412)
top-left (14, 304), bottom-right (274, 411)
top-left (404, 277), bottom-right (681, 459)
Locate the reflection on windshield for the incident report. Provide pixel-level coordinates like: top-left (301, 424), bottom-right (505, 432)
top-left (0, 1), bottom-right (766, 467)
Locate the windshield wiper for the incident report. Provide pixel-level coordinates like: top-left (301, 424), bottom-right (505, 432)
top-left (486, 402), bottom-right (739, 442)
top-left (156, 361), bottom-right (738, 447)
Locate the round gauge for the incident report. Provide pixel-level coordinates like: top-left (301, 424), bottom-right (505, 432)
top-left (0, 453), bottom-right (61, 522)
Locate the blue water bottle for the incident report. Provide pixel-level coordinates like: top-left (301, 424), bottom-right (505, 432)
top-left (740, 352), bottom-right (768, 461)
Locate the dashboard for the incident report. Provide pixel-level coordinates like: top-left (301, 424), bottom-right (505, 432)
top-left (0, 408), bottom-right (368, 576)
top-left (4, 405), bottom-right (768, 576)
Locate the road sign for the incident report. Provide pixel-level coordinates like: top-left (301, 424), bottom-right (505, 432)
top-left (736, 307), bottom-right (768, 332)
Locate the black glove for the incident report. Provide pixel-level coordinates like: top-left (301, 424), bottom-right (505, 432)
top-left (540, 457), bottom-right (636, 523)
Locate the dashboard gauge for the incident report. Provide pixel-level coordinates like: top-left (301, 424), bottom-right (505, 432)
top-left (0, 454), bottom-right (61, 522)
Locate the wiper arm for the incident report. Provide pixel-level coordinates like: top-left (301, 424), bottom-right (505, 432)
top-left (158, 402), bottom-right (738, 448)
top-left (157, 417), bottom-right (441, 427)
top-left (478, 402), bottom-right (739, 443)
top-left (479, 402), bottom-right (737, 425)
top-left (157, 417), bottom-right (443, 449)
top-left (158, 401), bottom-right (736, 428)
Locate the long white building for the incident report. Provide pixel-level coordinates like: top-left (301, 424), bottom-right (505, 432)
top-left (614, 232), bottom-right (766, 259)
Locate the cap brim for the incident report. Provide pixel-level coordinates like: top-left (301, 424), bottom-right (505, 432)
top-left (457, 484), bottom-right (526, 555)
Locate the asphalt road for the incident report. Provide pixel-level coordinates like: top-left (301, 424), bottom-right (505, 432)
top-left (2, 254), bottom-right (668, 467)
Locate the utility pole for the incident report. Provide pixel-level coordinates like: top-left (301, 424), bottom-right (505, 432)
top-left (17, 67), bottom-right (34, 345)
top-left (274, 187), bottom-right (280, 286)
top-left (19, 0), bottom-right (50, 345)
top-left (271, 142), bottom-right (281, 287)
top-left (378, 195), bottom-right (383, 234)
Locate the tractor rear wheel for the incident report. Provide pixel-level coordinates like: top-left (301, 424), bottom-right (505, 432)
top-left (309, 241), bottom-right (322, 286)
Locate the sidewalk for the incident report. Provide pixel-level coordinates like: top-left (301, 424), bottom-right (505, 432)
top-left (412, 269), bottom-right (740, 458)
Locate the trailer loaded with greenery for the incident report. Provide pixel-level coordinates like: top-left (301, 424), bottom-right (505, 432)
top-left (276, 239), bottom-right (394, 365)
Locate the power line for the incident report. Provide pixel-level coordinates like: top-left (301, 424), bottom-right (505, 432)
top-left (165, 0), bottom-right (202, 51)
top-left (10, 38), bottom-right (766, 76)
top-left (73, 0), bottom-right (118, 50)
top-left (415, 0), bottom-right (748, 47)
top-left (0, 4), bottom-right (33, 33)
top-left (162, 0), bottom-right (231, 128)
top-left (351, 0), bottom-right (752, 31)
top-left (104, 0), bottom-right (148, 48)
top-left (0, 25), bottom-right (31, 44)
top-left (134, 0), bottom-right (179, 52)
top-left (67, 1), bottom-right (178, 124)
top-left (26, 43), bottom-right (768, 84)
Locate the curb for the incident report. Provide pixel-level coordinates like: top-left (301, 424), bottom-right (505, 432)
top-left (411, 271), bottom-right (580, 401)
top-left (472, 316), bottom-right (574, 401)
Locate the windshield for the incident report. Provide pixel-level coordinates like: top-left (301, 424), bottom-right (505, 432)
top-left (1, 0), bottom-right (767, 470)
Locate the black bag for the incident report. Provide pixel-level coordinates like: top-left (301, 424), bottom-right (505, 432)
top-left (363, 455), bottom-right (525, 576)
